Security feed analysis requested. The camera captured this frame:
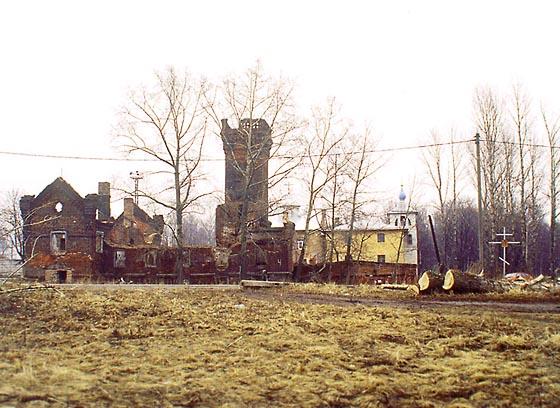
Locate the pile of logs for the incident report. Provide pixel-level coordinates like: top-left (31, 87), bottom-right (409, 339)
top-left (417, 269), bottom-right (558, 294)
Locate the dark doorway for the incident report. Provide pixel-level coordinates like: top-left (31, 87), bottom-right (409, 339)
top-left (57, 270), bottom-right (67, 283)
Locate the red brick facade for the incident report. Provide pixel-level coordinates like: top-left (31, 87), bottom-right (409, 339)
top-left (20, 178), bottom-right (101, 281)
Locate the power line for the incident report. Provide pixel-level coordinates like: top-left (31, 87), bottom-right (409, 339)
top-left (1, 137), bottom-right (558, 163)
top-left (0, 139), bottom-right (474, 162)
top-left (479, 138), bottom-right (560, 150)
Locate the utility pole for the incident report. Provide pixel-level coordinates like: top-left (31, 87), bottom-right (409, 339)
top-left (475, 133), bottom-right (484, 271)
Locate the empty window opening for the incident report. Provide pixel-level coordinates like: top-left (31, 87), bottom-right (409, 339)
top-left (297, 240), bottom-right (304, 250)
top-left (145, 251), bottom-right (157, 268)
top-left (50, 231), bottom-right (67, 254)
top-left (182, 250), bottom-right (191, 268)
top-left (256, 248), bottom-right (267, 266)
top-left (55, 202), bottom-right (63, 213)
top-left (377, 255), bottom-right (386, 263)
top-left (406, 234), bottom-right (413, 245)
top-left (114, 250), bottom-right (126, 268)
top-left (96, 231), bottom-right (104, 253)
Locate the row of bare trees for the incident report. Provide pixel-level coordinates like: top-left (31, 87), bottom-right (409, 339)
top-left (0, 64), bottom-right (383, 281)
top-left (115, 64), bottom-right (387, 281)
top-left (422, 85), bottom-right (560, 277)
top-left (293, 99), bottom-right (383, 282)
top-left (6, 65), bottom-right (557, 280)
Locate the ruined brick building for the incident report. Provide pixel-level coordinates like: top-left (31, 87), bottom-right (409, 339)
top-left (20, 119), bottom-right (295, 283)
top-left (20, 177), bottom-right (112, 282)
top-left (19, 118), bottom-right (419, 284)
top-left (215, 118), bottom-right (295, 280)
top-left (20, 178), bottom-right (165, 282)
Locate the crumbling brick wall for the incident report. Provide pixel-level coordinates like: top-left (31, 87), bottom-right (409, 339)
top-left (20, 178), bottom-right (101, 281)
top-left (215, 119), bottom-right (295, 278)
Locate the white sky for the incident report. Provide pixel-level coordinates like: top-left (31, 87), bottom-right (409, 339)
top-left (1, 0), bottom-right (559, 216)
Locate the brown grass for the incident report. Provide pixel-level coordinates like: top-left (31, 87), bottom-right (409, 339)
top-left (0, 284), bottom-right (559, 407)
top-left (288, 282), bottom-right (560, 303)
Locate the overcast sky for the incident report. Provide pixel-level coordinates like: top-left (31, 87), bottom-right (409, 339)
top-left (1, 0), bottom-right (559, 215)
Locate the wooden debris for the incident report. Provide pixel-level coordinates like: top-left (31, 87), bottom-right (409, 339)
top-left (380, 284), bottom-right (419, 295)
top-left (240, 280), bottom-right (290, 288)
top-left (519, 274), bottom-right (555, 291)
top-left (0, 284), bottom-right (64, 296)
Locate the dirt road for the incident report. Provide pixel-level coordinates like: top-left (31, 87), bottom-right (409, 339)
top-left (51, 283), bottom-right (560, 313)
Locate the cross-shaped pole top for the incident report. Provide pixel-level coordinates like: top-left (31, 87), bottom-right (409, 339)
top-left (489, 227), bottom-right (520, 277)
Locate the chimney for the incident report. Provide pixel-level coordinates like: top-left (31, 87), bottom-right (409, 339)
top-left (84, 194), bottom-right (98, 219)
top-left (221, 118), bottom-right (230, 131)
top-left (123, 197), bottom-right (134, 227)
top-left (97, 182), bottom-right (111, 221)
top-left (20, 195), bottom-right (35, 221)
top-left (153, 214), bottom-right (164, 234)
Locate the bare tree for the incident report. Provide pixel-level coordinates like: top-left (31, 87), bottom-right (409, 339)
top-left (183, 212), bottom-right (215, 245)
top-left (423, 130), bottom-right (448, 216)
top-left (422, 130), bottom-right (448, 264)
top-left (510, 84), bottom-right (533, 268)
top-left (422, 129), bottom-right (466, 268)
top-left (473, 87), bottom-right (508, 274)
top-left (391, 180), bottom-right (418, 282)
top-left (343, 128), bottom-right (381, 284)
top-left (542, 107), bottom-right (560, 279)
top-left (526, 141), bottom-right (544, 272)
top-left (294, 99), bottom-right (349, 280)
top-left (117, 67), bottom-right (211, 283)
top-left (205, 62), bottom-right (301, 279)
top-left (0, 190), bottom-right (24, 259)
top-left (320, 151), bottom-right (348, 280)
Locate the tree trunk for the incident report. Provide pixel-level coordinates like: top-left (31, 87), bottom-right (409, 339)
top-left (238, 198), bottom-right (250, 281)
top-left (175, 169), bottom-right (184, 284)
top-left (443, 269), bottom-right (505, 293)
top-left (418, 270), bottom-right (444, 293)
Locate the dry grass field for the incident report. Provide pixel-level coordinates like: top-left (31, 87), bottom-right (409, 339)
top-left (1, 284), bottom-right (559, 407)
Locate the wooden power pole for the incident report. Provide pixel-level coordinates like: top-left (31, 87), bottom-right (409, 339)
top-left (475, 133), bottom-right (484, 271)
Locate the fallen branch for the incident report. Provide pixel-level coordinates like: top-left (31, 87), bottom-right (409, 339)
top-left (0, 255), bottom-right (35, 286)
top-left (240, 280), bottom-right (290, 288)
top-left (0, 284), bottom-right (63, 296)
top-left (225, 335), bottom-right (244, 349)
top-left (380, 283), bottom-right (419, 295)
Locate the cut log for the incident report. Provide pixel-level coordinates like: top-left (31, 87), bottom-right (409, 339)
top-left (443, 270), bottom-right (504, 293)
top-left (418, 271), bottom-right (444, 293)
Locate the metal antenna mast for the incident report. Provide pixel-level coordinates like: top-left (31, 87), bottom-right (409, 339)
top-left (129, 171), bottom-right (144, 204)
